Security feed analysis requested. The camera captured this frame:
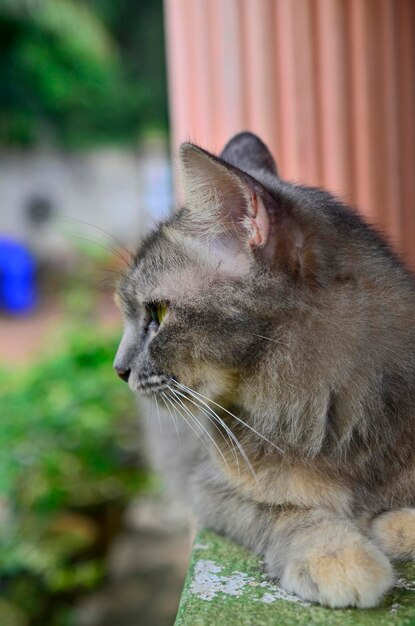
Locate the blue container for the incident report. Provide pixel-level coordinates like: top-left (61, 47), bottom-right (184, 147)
top-left (0, 237), bottom-right (37, 314)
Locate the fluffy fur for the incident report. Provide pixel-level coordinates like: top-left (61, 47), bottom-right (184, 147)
top-left (114, 132), bottom-right (415, 608)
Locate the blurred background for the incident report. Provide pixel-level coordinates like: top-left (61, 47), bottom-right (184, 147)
top-left (0, 1), bottom-right (414, 625)
top-left (0, 2), bottom-right (186, 626)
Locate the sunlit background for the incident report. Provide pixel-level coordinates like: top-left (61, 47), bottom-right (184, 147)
top-left (1, 1), bottom-right (414, 624)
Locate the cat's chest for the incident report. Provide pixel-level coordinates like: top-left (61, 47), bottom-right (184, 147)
top-left (213, 438), bottom-right (352, 515)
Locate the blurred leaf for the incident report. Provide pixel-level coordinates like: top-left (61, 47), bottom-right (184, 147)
top-left (0, 320), bottom-right (151, 623)
top-left (0, 597), bottom-right (28, 626)
top-left (0, 0), bottom-right (167, 147)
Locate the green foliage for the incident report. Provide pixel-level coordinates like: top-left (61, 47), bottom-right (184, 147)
top-left (0, 323), bottom-right (150, 624)
top-left (0, 0), bottom-right (168, 148)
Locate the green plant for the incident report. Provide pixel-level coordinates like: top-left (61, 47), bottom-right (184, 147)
top-left (0, 0), bottom-right (167, 148)
top-left (0, 325), bottom-right (150, 624)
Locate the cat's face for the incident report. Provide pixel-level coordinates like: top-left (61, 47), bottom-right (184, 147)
top-left (113, 132), bottom-right (373, 412)
top-left (114, 133), bottom-right (302, 402)
top-left (114, 209), bottom-right (275, 401)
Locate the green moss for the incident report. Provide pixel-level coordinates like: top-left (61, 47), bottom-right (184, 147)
top-left (175, 529), bottom-right (415, 626)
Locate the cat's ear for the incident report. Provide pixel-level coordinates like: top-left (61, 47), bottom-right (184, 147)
top-left (220, 131), bottom-right (278, 176)
top-left (179, 142), bottom-right (304, 272)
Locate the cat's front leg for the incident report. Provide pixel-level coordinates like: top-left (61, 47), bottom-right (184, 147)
top-left (265, 509), bottom-right (394, 608)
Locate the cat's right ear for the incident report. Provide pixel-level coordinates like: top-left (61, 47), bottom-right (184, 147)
top-left (179, 142), bottom-right (305, 273)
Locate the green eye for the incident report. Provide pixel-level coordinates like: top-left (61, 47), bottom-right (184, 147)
top-left (147, 301), bottom-right (168, 325)
top-left (157, 301), bottom-right (168, 324)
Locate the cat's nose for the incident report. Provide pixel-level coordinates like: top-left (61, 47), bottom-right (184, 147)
top-left (115, 366), bottom-right (131, 383)
top-left (114, 327), bottom-right (136, 383)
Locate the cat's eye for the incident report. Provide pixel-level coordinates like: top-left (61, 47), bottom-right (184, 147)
top-left (146, 301), bottom-right (169, 327)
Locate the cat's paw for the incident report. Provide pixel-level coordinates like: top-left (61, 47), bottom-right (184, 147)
top-left (280, 540), bottom-right (394, 608)
top-left (371, 508), bottom-right (415, 560)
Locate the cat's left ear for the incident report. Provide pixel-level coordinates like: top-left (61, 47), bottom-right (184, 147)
top-left (179, 142), bottom-right (304, 270)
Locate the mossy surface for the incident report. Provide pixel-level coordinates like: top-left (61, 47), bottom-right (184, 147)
top-left (175, 529), bottom-right (415, 626)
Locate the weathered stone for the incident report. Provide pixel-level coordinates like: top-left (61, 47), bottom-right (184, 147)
top-left (175, 529), bottom-right (415, 626)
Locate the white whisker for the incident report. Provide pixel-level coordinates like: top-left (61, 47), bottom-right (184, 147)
top-left (175, 380), bottom-right (284, 454)
top-left (164, 391), bottom-right (215, 460)
top-left (168, 387), bottom-right (231, 473)
top-left (250, 332), bottom-right (284, 345)
top-left (154, 396), bottom-right (163, 434)
top-left (160, 391), bottom-right (182, 448)
top-left (170, 386), bottom-right (240, 473)
top-left (172, 383), bottom-right (260, 485)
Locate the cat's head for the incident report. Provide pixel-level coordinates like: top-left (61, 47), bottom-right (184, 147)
top-left (113, 132), bottom-right (395, 426)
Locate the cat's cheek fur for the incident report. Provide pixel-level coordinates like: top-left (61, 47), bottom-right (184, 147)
top-left (176, 364), bottom-right (239, 403)
top-left (370, 508), bottom-right (415, 561)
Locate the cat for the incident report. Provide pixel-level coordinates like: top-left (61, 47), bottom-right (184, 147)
top-left (114, 131), bottom-right (415, 608)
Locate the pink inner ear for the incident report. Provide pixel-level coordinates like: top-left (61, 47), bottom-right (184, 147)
top-left (248, 192), bottom-right (269, 248)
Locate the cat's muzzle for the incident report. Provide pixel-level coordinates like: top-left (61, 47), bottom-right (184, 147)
top-left (135, 372), bottom-right (171, 395)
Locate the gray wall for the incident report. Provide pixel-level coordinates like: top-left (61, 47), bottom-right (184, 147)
top-left (0, 142), bottom-right (171, 260)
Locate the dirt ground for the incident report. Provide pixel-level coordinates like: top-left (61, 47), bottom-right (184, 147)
top-left (0, 292), bottom-right (120, 366)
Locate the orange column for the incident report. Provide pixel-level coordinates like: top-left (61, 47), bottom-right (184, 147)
top-left (164, 0), bottom-right (415, 266)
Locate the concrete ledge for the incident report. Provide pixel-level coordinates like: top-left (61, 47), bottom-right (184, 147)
top-left (175, 529), bottom-right (415, 626)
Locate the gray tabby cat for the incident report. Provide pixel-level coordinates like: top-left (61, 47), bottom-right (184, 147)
top-left (114, 132), bottom-right (415, 608)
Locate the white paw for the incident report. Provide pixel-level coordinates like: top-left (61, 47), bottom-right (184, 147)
top-left (280, 540), bottom-right (394, 608)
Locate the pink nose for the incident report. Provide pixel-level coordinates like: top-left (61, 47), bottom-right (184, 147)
top-left (115, 366), bottom-right (131, 383)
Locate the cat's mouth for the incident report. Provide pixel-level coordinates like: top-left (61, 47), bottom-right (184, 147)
top-left (133, 372), bottom-right (172, 396)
